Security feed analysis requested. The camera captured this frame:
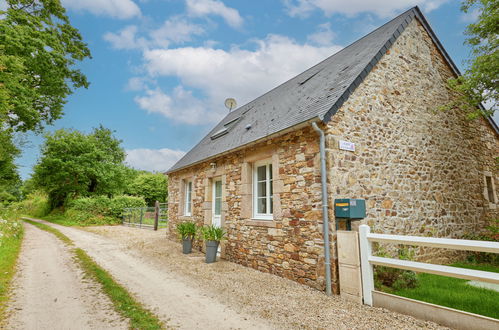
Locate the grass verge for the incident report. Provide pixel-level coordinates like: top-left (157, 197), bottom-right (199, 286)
top-left (0, 217), bottom-right (23, 325)
top-left (23, 218), bottom-right (164, 329)
top-left (391, 262), bottom-right (499, 319)
top-left (40, 213), bottom-right (118, 227)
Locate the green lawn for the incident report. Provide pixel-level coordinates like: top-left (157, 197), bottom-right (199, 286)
top-left (391, 262), bottom-right (499, 319)
top-left (0, 216), bottom-right (24, 325)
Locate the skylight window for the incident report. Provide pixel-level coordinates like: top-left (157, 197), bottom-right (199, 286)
top-left (210, 116), bottom-right (241, 140)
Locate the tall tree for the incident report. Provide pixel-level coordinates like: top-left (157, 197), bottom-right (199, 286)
top-left (447, 0), bottom-right (498, 118)
top-left (128, 172), bottom-right (168, 206)
top-left (32, 126), bottom-right (128, 207)
top-left (0, 0), bottom-right (91, 132)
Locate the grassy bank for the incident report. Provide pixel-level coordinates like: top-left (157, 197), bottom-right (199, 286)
top-left (23, 219), bottom-right (164, 329)
top-left (0, 210), bottom-right (24, 325)
top-left (392, 262), bottom-right (499, 319)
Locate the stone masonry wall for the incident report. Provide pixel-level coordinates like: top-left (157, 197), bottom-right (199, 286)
top-left (167, 17), bottom-right (498, 292)
top-left (326, 18), bottom-right (499, 263)
top-left (167, 127), bottom-right (336, 291)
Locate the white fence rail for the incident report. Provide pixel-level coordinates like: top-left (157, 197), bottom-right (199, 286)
top-left (359, 224), bottom-right (499, 306)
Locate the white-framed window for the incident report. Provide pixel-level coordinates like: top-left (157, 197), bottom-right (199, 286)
top-left (253, 160), bottom-right (273, 220)
top-left (184, 180), bottom-right (192, 216)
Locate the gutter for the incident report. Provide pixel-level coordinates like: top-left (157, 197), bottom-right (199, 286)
top-left (311, 121), bottom-right (332, 296)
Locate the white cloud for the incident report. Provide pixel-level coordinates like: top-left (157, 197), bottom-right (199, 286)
top-left (186, 0), bottom-right (243, 27)
top-left (62, 0), bottom-right (141, 19)
top-left (284, 0), bottom-right (449, 18)
top-left (307, 22), bottom-right (335, 46)
top-left (134, 86), bottom-right (220, 125)
top-left (138, 35), bottom-right (341, 125)
top-left (104, 17), bottom-right (204, 50)
top-left (126, 148), bottom-right (186, 172)
top-left (103, 25), bottom-right (148, 50)
top-left (150, 16), bottom-right (205, 47)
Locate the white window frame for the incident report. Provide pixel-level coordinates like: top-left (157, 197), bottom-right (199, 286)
top-left (184, 180), bottom-right (192, 216)
top-left (252, 159), bottom-right (273, 220)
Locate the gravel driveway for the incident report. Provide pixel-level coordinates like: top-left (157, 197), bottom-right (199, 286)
top-left (5, 223), bottom-right (127, 330)
top-left (79, 224), bottom-right (446, 330)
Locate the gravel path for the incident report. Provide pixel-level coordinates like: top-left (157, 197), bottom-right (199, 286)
top-left (81, 225), bottom-right (448, 330)
top-left (4, 222), bottom-right (127, 330)
top-left (37, 220), bottom-right (271, 330)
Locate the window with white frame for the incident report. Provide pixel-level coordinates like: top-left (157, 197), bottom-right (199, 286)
top-left (184, 180), bottom-right (192, 215)
top-left (253, 160), bottom-right (273, 220)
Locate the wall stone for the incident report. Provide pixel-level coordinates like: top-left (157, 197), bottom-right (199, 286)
top-left (167, 17), bottom-right (498, 292)
top-left (326, 19), bottom-right (499, 263)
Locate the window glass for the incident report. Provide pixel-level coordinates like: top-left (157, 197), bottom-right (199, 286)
top-left (253, 161), bottom-right (273, 219)
top-left (185, 181), bottom-right (192, 215)
top-left (214, 180), bottom-right (222, 215)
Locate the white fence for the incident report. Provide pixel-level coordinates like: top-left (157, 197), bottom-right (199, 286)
top-left (358, 224), bottom-right (499, 306)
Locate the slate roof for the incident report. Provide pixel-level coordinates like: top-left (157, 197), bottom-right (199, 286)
top-left (167, 6), bottom-right (498, 173)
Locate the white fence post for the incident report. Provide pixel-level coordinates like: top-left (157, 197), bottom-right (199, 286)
top-left (359, 224), bottom-right (374, 306)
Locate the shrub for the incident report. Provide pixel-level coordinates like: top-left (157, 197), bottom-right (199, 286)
top-left (463, 219), bottom-right (499, 265)
top-left (16, 192), bottom-right (50, 217)
top-left (108, 195), bottom-right (146, 218)
top-left (176, 222), bottom-right (197, 240)
top-left (199, 225), bottom-right (226, 242)
top-left (0, 192), bottom-right (17, 206)
top-left (64, 209), bottom-right (120, 226)
top-left (374, 246), bottom-right (419, 291)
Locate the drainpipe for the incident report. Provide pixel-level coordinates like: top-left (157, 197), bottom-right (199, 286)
top-left (311, 121), bottom-right (332, 296)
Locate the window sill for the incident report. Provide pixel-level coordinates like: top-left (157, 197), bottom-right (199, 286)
top-left (245, 219), bottom-right (276, 228)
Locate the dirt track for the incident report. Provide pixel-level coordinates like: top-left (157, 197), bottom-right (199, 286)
top-left (31, 220), bottom-right (270, 329)
top-left (7, 220), bottom-right (446, 329)
top-left (4, 223), bottom-right (127, 330)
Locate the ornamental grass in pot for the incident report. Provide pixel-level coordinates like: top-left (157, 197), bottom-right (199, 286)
top-left (176, 221), bottom-right (197, 254)
top-left (200, 225), bottom-right (226, 263)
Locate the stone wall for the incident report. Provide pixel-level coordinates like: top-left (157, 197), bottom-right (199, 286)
top-left (326, 18), bottom-right (499, 263)
top-left (167, 17), bottom-right (498, 291)
top-left (167, 127), bottom-right (337, 291)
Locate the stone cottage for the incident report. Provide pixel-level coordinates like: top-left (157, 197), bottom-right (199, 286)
top-left (166, 6), bottom-right (499, 293)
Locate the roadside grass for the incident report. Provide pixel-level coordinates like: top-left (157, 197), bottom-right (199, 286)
top-left (391, 262), bottom-right (499, 319)
top-left (41, 213), bottom-right (120, 227)
top-left (0, 213), bottom-right (23, 326)
top-left (23, 219), bottom-right (164, 329)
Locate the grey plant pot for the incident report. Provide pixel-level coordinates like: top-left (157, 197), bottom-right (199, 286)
top-left (205, 240), bottom-right (219, 263)
top-left (182, 238), bottom-right (193, 254)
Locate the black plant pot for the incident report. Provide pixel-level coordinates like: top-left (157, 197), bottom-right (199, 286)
top-left (205, 240), bottom-right (219, 263)
top-left (182, 238), bottom-right (193, 254)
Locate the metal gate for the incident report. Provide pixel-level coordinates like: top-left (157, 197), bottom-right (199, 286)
top-left (122, 201), bottom-right (168, 230)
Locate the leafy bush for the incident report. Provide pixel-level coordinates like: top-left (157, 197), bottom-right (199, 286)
top-left (176, 222), bottom-right (197, 240)
top-left (0, 191), bottom-right (17, 206)
top-left (199, 225), bottom-right (226, 242)
top-left (374, 246), bottom-right (419, 291)
top-left (108, 195), bottom-right (146, 218)
top-left (64, 209), bottom-right (120, 226)
top-left (68, 195), bottom-right (146, 219)
top-left (463, 219), bottom-right (499, 265)
top-left (15, 192), bottom-right (50, 217)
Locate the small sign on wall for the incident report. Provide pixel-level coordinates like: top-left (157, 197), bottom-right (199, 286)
top-left (339, 140), bottom-right (355, 152)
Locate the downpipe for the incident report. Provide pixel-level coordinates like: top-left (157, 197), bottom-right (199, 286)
top-left (311, 122), bottom-right (332, 296)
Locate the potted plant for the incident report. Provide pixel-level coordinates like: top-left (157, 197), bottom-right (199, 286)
top-left (200, 225), bottom-right (226, 263)
top-left (176, 221), bottom-right (197, 254)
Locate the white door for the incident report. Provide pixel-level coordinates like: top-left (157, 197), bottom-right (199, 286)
top-left (212, 180), bottom-right (222, 228)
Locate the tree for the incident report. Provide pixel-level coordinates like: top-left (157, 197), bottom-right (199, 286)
top-left (32, 126), bottom-right (128, 207)
top-left (129, 172), bottom-right (168, 206)
top-left (0, 130), bottom-right (20, 191)
top-left (0, 0), bottom-right (91, 132)
top-left (446, 0), bottom-right (498, 118)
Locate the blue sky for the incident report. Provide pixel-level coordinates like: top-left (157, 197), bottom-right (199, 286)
top-left (12, 0), bottom-right (482, 179)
